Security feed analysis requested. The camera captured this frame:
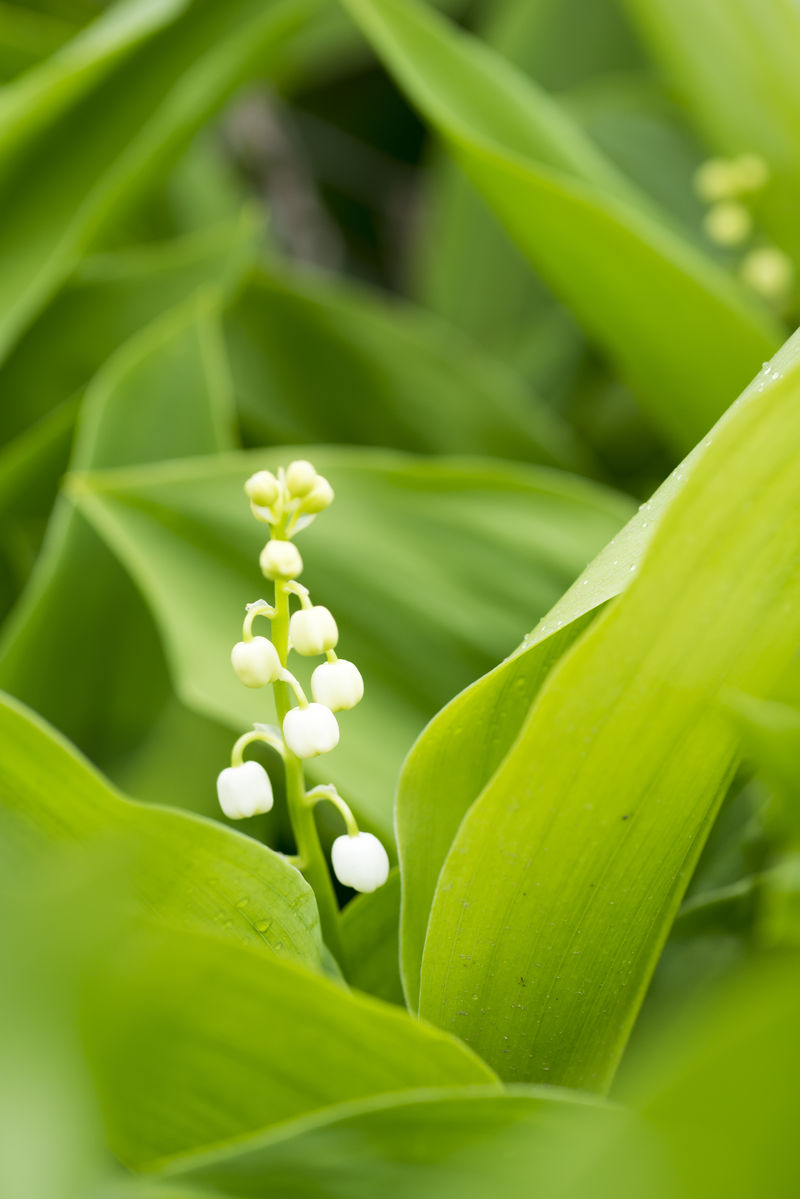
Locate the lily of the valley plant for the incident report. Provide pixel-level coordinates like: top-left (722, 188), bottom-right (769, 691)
top-left (217, 461), bottom-right (389, 953)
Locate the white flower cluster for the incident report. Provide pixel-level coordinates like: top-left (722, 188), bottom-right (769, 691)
top-left (216, 460), bottom-right (387, 894)
top-left (694, 153), bottom-right (794, 306)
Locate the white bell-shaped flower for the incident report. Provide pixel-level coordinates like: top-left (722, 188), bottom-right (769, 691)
top-left (260, 539), bottom-right (303, 580)
top-left (289, 605), bottom-right (338, 656)
top-left (231, 636), bottom-right (282, 688)
top-left (331, 832), bottom-right (389, 892)
top-left (217, 760), bottom-right (273, 819)
top-left (283, 703), bottom-right (339, 758)
top-left (311, 659), bottom-right (363, 711)
top-left (286, 459), bottom-right (318, 497)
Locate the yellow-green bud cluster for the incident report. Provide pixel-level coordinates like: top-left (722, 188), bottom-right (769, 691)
top-left (693, 152), bottom-right (794, 307)
top-left (245, 460), bottom-right (334, 534)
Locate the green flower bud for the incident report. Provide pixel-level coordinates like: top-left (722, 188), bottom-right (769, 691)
top-left (286, 460), bottom-right (318, 497)
top-left (245, 471), bottom-right (280, 507)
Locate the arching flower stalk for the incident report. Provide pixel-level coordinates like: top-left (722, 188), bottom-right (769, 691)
top-left (217, 460), bottom-right (389, 960)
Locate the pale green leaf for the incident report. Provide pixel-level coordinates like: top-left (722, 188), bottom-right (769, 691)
top-left (398, 402), bottom-right (710, 1004)
top-left (416, 333), bottom-right (800, 1087)
top-left (139, 1086), bottom-right (622, 1199)
top-left (88, 923), bottom-right (496, 1168)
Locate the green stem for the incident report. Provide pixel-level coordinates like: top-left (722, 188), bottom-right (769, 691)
top-left (272, 576), bottom-right (344, 965)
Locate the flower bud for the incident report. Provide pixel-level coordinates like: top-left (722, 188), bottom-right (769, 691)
top-left (733, 153), bottom-right (768, 193)
top-left (694, 157), bottom-right (739, 203)
top-left (289, 605), bottom-right (338, 656)
top-left (301, 477), bottom-right (334, 514)
top-left (260, 539), bottom-right (303, 580)
top-left (740, 247), bottom-right (794, 301)
top-left (231, 637), bottom-right (282, 688)
top-left (331, 832), bottom-right (389, 893)
top-left (286, 459), bottom-right (318, 497)
top-left (311, 659), bottom-right (363, 711)
top-left (703, 201), bottom-right (751, 247)
top-left (245, 471), bottom-right (280, 507)
top-left (217, 760), bottom-right (273, 819)
top-left (283, 703), bottom-right (339, 758)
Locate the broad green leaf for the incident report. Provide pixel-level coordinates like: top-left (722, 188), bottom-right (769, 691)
top-left (0, 215), bottom-right (257, 448)
top-left (0, 3), bottom-right (74, 82)
top-left (340, 868), bottom-right (403, 1005)
top-left (727, 692), bottom-right (800, 842)
top-left (0, 218), bottom-right (255, 626)
top-left (0, 0), bottom-right (319, 360)
top-left (623, 0), bottom-right (800, 268)
top-left (0, 295), bottom-right (236, 775)
top-left (0, 691), bottom-right (324, 966)
top-left (340, 0), bottom-right (781, 450)
top-left (0, 398), bottom-right (76, 620)
top-left (565, 77), bottom-right (707, 236)
top-left (416, 332), bottom-right (800, 1086)
top-left (112, 695), bottom-right (245, 820)
top-left (142, 1087), bottom-right (625, 1199)
top-left (413, 0), bottom-right (639, 382)
top-left (67, 450), bottom-right (631, 836)
top-left (226, 261), bottom-right (582, 469)
top-left (398, 403), bottom-right (716, 1004)
top-left (88, 922), bottom-right (496, 1168)
top-left (617, 953), bottom-right (800, 1199)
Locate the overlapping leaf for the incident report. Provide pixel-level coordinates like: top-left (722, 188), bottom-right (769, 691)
top-left (0, 295), bottom-right (237, 776)
top-left (140, 1087), bottom-right (623, 1198)
top-left (0, 692), bottom-right (323, 965)
top-left (398, 415), bottom-right (702, 1003)
top-left (0, 0), bottom-right (319, 360)
top-left (89, 923), bottom-right (496, 1168)
top-left (227, 262), bottom-right (581, 468)
top-left (412, 334), bottom-right (800, 1087)
top-left (340, 0), bottom-right (780, 450)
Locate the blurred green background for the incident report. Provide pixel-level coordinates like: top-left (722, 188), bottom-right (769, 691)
top-left (2, 1), bottom-right (800, 1195)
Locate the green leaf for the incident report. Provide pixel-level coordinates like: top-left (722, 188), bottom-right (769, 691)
top-left (398, 416), bottom-right (701, 1005)
top-left (340, 0), bottom-right (781, 450)
top-left (140, 1086), bottom-right (621, 1199)
top-left (414, 335), bottom-right (800, 1087)
top-left (227, 261), bottom-right (582, 469)
top-left (618, 953), bottom-right (800, 1199)
top-left (0, 398), bottom-right (76, 620)
top-left (412, 0), bottom-right (640, 382)
top-left (0, 295), bottom-right (236, 775)
top-left (0, 0), bottom-right (318, 360)
top-left (622, 0), bottom-right (800, 267)
top-left (0, 216), bottom-right (257, 449)
top-left (0, 690), bottom-right (324, 966)
top-left (726, 691), bottom-right (800, 839)
top-left (88, 922), bottom-right (496, 1168)
top-left (0, 3), bottom-right (75, 83)
top-left (340, 868), bottom-right (403, 1005)
top-left (68, 450), bottom-right (631, 836)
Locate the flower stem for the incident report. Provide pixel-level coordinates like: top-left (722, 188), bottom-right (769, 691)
top-left (271, 577), bottom-right (344, 965)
